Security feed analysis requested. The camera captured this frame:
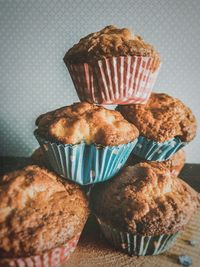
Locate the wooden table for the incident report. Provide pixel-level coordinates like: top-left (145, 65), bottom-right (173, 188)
top-left (0, 158), bottom-right (200, 267)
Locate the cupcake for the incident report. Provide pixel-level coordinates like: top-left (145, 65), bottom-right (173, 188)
top-left (34, 102), bottom-right (139, 185)
top-left (64, 25), bottom-right (161, 105)
top-left (117, 93), bottom-right (197, 161)
top-left (91, 163), bottom-right (199, 256)
top-left (31, 147), bottom-right (50, 169)
top-left (126, 149), bottom-right (186, 176)
top-left (0, 165), bottom-right (89, 266)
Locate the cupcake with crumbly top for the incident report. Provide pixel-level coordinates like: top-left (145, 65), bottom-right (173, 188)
top-left (117, 93), bottom-right (197, 161)
top-left (0, 165), bottom-right (89, 266)
top-left (64, 25), bottom-right (161, 105)
top-left (126, 149), bottom-right (186, 177)
top-left (91, 162), bottom-right (199, 256)
top-left (34, 102), bottom-right (139, 185)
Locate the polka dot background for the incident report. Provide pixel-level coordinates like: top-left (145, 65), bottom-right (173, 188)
top-left (0, 0), bottom-right (199, 162)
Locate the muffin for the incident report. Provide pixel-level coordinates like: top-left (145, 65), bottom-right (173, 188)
top-left (64, 25), bottom-right (161, 105)
top-left (0, 165), bottom-right (89, 266)
top-left (91, 163), bottom-right (199, 256)
top-left (127, 149), bottom-right (186, 176)
top-left (117, 93), bottom-right (197, 161)
top-left (31, 147), bottom-right (50, 169)
top-left (34, 102), bottom-right (139, 185)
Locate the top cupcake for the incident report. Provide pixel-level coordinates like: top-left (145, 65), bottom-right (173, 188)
top-left (35, 102), bottom-right (139, 146)
top-left (64, 25), bottom-right (161, 105)
top-left (117, 93), bottom-right (197, 142)
top-left (64, 25), bottom-right (160, 67)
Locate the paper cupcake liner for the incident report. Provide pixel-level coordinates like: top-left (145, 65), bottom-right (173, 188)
top-left (35, 133), bottom-right (137, 185)
top-left (66, 56), bottom-right (161, 105)
top-left (132, 136), bottom-right (186, 161)
top-left (97, 219), bottom-right (179, 256)
top-left (1, 234), bottom-right (80, 267)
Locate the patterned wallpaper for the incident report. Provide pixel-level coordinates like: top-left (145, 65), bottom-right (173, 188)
top-left (0, 0), bottom-right (200, 162)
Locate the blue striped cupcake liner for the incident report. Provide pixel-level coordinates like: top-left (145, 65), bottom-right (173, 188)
top-left (132, 136), bottom-right (186, 161)
top-left (34, 133), bottom-right (137, 185)
top-left (97, 218), bottom-right (179, 256)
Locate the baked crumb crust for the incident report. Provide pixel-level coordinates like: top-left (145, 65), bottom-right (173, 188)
top-left (64, 25), bottom-right (160, 70)
top-left (35, 102), bottom-right (139, 146)
top-left (117, 93), bottom-right (197, 142)
top-left (126, 149), bottom-right (186, 176)
top-left (91, 162), bottom-right (199, 235)
top-left (0, 165), bottom-right (89, 258)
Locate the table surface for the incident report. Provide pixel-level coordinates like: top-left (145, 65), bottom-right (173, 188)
top-left (0, 157), bottom-right (200, 267)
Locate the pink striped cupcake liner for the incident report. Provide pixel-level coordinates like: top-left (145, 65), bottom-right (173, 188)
top-left (66, 56), bottom-right (161, 105)
top-left (0, 234), bottom-right (80, 267)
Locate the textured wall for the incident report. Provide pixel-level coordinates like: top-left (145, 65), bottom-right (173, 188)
top-left (0, 0), bottom-right (200, 162)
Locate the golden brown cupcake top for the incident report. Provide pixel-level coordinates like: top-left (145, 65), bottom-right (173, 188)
top-left (64, 25), bottom-right (160, 67)
top-left (127, 149), bottom-right (186, 177)
top-left (0, 165), bottom-right (89, 258)
top-left (91, 162), bottom-right (199, 236)
top-left (35, 102), bottom-right (139, 146)
top-left (117, 93), bottom-right (197, 142)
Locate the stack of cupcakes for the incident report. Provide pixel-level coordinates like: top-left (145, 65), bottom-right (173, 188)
top-left (1, 25), bottom-right (199, 267)
top-left (33, 25), bottom-right (198, 257)
top-left (35, 25), bottom-right (198, 256)
top-left (34, 25), bottom-right (164, 186)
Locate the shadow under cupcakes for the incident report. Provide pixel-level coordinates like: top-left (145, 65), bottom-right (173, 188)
top-left (117, 93), bottom-right (197, 161)
top-left (90, 163), bottom-right (200, 256)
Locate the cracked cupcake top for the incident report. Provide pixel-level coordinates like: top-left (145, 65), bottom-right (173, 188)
top-left (91, 163), bottom-right (200, 236)
top-left (126, 149), bottom-right (186, 177)
top-left (35, 102), bottom-right (139, 146)
top-left (0, 165), bottom-right (89, 258)
top-left (117, 93), bottom-right (197, 142)
top-left (64, 25), bottom-right (160, 69)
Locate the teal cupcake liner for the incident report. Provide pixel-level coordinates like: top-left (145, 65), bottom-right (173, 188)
top-left (132, 136), bottom-right (186, 161)
top-left (97, 218), bottom-right (179, 256)
top-left (34, 133), bottom-right (137, 185)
